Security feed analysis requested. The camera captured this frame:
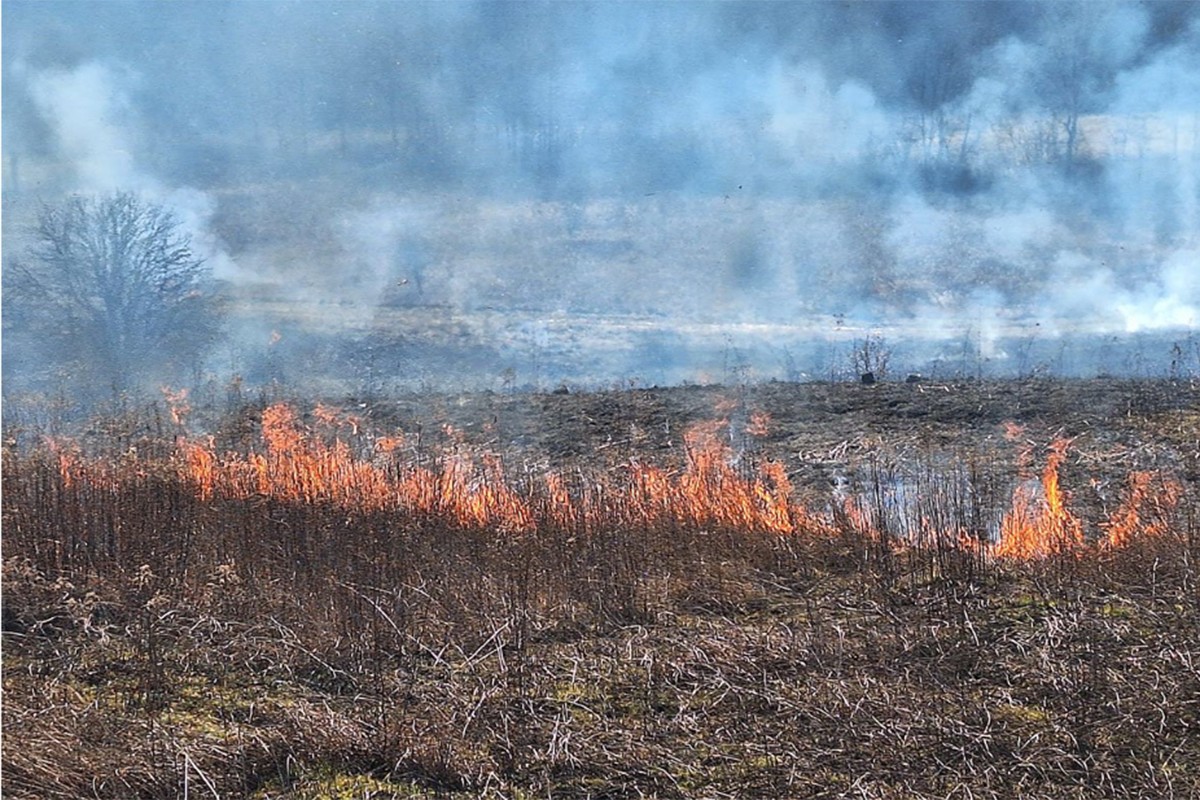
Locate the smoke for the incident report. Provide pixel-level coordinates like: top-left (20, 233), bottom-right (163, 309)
top-left (23, 61), bottom-right (237, 280)
top-left (1114, 250), bottom-right (1200, 332)
top-left (336, 197), bottom-right (434, 308)
top-left (28, 63), bottom-right (140, 191)
top-left (765, 63), bottom-right (893, 166)
top-left (5, 1), bottom-right (1200, 391)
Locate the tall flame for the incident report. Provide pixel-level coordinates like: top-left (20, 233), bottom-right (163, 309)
top-left (995, 439), bottom-right (1083, 559)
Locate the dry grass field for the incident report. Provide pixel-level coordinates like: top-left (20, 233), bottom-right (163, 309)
top-left (3, 379), bottom-right (1199, 798)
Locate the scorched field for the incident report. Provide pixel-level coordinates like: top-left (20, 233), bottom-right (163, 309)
top-left (3, 378), bottom-right (1200, 799)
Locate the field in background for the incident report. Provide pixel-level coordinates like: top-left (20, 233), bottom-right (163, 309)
top-left (7, 7), bottom-right (1200, 796)
top-left (8, 176), bottom-right (1199, 400)
top-left (226, 290), bottom-right (1200, 394)
top-left (4, 378), bottom-right (1199, 798)
top-left (207, 182), bottom-right (1200, 392)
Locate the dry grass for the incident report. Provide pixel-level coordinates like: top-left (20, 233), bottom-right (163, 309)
top-left (3, 384), bottom-right (1199, 798)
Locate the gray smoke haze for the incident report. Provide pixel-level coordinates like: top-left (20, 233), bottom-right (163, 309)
top-left (4, 0), bottom-right (1200, 394)
top-left (18, 60), bottom-right (238, 280)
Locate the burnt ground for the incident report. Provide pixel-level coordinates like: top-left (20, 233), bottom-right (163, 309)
top-left (308, 377), bottom-right (1200, 509)
top-left (349, 375), bottom-right (1198, 455)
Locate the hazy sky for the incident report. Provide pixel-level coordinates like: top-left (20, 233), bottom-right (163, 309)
top-left (5, 1), bottom-right (1200, 390)
top-left (5, 1), bottom-right (1196, 196)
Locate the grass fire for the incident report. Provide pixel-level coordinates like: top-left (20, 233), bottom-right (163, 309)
top-left (5, 380), bottom-right (1200, 798)
top-left (6, 2), bottom-right (1200, 797)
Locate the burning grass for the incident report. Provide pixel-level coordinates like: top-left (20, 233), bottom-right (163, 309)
top-left (4, 382), bottom-right (1200, 798)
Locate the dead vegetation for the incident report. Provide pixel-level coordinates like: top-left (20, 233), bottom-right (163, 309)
top-left (3, 379), bottom-right (1199, 798)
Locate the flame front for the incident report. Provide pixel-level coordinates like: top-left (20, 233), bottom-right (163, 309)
top-left (35, 404), bottom-right (1185, 558)
top-left (165, 404), bottom-right (800, 537)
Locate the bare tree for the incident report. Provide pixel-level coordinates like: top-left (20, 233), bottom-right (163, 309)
top-left (1032, 3), bottom-right (1134, 170)
top-left (1037, 24), bottom-right (1090, 167)
top-left (8, 192), bottom-right (222, 393)
top-left (851, 332), bottom-right (892, 382)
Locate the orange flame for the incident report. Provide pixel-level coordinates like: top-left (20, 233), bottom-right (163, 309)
top-left (995, 439), bottom-right (1082, 559)
top-left (313, 403), bottom-right (362, 436)
top-left (747, 411), bottom-right (771, 438)
top-left (33, 403), bottom-right (1188, 561)
top-left (45, 437), bottom-right (82, 488)
top-left (375, 435), bottom-right (406, 455)
top-left (1101, 470), bottom-right (1183, 549)
top-left (178, 436), bottom-right (217, 501)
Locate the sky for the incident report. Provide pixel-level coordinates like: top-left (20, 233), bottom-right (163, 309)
top-left (4, 1), bottom-right (1200, 390)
